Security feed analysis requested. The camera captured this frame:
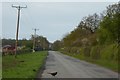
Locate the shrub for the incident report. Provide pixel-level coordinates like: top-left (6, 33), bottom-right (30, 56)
top-left (100, 44), bottom-right (118, 61)
top-left (90, 46), bottom-right (101, 59)
top-left (83, 46), bottom-right (91, 57)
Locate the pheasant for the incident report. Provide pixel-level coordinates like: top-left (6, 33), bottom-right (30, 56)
top-left (48, 71), bottom-right (57, 77)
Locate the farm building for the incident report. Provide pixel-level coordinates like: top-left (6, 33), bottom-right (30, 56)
top-left (2, 45), bottom-right (15, 55)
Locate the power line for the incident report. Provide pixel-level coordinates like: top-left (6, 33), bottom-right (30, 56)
top-left (12, 4), bottom-right (27, 58)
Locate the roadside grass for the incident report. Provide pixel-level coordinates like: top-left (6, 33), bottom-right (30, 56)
top-left (2, 51), bottom-right (47, 78)
top-left (0, 55), bottom-right (2, 79)
top-left (75, 53), bottom-right (117, 72)
top-left (61, 51), bottom-right (119, 72)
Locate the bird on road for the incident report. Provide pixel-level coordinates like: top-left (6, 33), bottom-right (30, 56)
top-left (48, 71), bottom-right (57, 77)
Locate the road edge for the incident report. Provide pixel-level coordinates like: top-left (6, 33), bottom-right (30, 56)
top-left (35, 51), bottom-right (49, 79)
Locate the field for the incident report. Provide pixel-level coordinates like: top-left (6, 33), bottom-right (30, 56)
top-left (2, 51), bottom-right (47, 78)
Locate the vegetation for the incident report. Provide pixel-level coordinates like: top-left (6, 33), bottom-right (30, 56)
top-left (51, 40), bottom-right (62, 51)
top-left (2, 35), bottom-right (50, 54)
top-left (2, 51), bottom-right (47, 78)
top-left (32, 35), bottom-right (50, 50)
top-left (52, 2), bottom-right (120, 72)
top-left (0, 55), bottom-right (1, 79)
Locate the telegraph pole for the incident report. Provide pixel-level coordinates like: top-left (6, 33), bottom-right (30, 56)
top-left (12, 5), bottom-right (27, 58)
top-left (32, 28), bottom-right (39, 52)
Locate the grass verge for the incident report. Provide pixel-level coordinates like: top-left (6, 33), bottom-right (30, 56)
top-left (0, 55), bottom-right (2, 79)
top-left (2, 51), bottom-right (47, 78)
top-left (61, 51), bottom-right (119, 72)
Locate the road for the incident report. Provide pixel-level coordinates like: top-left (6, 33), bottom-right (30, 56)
top-left (40, 51), bottom-right (118, 78)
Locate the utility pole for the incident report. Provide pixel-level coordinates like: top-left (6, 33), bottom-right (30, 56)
top-left (12, 5), bottom-right (27, 58)
top-left (32, 28), bottom-right (39, 52)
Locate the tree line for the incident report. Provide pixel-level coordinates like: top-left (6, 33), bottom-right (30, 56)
top-left (52, 2), bottom-right (119, 63)
top-left (2, 35), bottom-right (50, 53)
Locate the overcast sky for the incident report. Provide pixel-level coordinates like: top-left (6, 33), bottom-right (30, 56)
top-left (1, 2), bottom-right (118, 43)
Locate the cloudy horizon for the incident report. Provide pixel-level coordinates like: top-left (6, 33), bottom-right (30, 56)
top-left (2, 2), bottom-right (117, 43)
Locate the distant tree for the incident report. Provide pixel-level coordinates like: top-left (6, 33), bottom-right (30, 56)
top-left (52, 40), bottom-right (62, 51)
top-left (30, 35), bottom-right (49, 50)
top-left (36, 36), bottom-right (49, 50)
top-left (17, 38), bottom-right (32, 48)
top-left (2, 39), bottom-right (15, 46)
top-left (79, 13), bottom-right (101, 33)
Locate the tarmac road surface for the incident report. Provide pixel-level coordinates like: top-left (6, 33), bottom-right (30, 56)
top-left (40, 51), bottom-right (118, 78)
